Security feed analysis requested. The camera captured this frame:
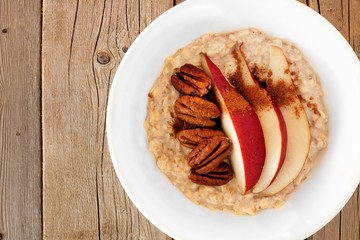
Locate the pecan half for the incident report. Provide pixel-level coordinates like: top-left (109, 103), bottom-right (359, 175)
top-left (172, 118), bottom-right (197, 135)
top-left (189, 162), bottom-right (233, 186)
top-left (176, 128), bottom-right (225, 148)
top-left (171, 64), bottom-right (212, 97)
top-left (174, 96), bottom-right (221, 127)
top-left (187, 136), bottom-right (232, 174)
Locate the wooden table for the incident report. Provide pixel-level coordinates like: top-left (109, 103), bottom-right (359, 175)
top-left (0, 0), bottom-right (359, 239)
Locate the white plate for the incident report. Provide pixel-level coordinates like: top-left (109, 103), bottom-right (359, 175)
top-left (106, 0), bottom-right (360, 239)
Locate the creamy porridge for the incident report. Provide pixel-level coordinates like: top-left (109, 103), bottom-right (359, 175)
top-left (145, 28), bottom-right (328, 215)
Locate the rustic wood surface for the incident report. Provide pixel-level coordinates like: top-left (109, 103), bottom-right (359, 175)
top-left (0, 0), bottom-right (359, 239)
top-left (0, 0), bottom-right (42, 239)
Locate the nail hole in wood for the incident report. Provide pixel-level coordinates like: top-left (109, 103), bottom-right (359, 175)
top-left (97, 52), bottom-right (111, 65)
top-left (16, 132), bottom-right (20, 136)
top-left (122, 46), bottom-right (128, 53)
top-left (2, 29), bottom-right (7, 33)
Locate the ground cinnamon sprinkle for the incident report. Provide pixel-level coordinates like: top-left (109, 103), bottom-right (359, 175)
top-left (221, 87), bottom-right (249, 112)
top-left (307, 101), bottom-right (320, 114)
top-left (230, 52), bottom-right (272, 111)
top-left (266, 79), bottom-right (306, 118)
top-left (245, 85), bottom-right (272, 111)
top-left (230, 50), bottom-right (304, 118)
top-left (295, 90), bottom-right (318, 117)
top-left (251, 65), bottom-right (268, 84)
top-left (294, 105), bottom-right (301, 118)
top-left (230, 76), bottom-right (272, 112)
top-left (266, 79), bottom-right (297, 107)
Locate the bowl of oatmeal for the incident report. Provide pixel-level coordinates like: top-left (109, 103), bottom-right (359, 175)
top-left (106, 0), bottom-right (360, 239)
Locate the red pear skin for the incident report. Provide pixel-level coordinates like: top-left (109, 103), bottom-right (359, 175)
top-left (272, 102), bottom-right (287, 180)
top-left (201, 53), bottom-right (266, 193)
top-left (231, 46), bottom-right (288, 193)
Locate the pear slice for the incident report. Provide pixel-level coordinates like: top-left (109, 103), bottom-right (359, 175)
top-left (231, 46), bottom-right (287, 193)
top-left (201, 53), bottom-right (266, 194)
top-left (261, 46), bottom-right (311, 196)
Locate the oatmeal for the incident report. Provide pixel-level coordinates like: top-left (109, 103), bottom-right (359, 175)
top-left (145, 28), bottom-right (328, 215)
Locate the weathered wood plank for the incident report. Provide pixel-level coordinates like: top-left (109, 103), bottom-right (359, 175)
top-left (300, 0), bottom-right (350, 41)
top-left (175, 0), bottom-right (184, 5)
top-left (341, 186), bottom-right (359, 240)
top-left (318, 0), bottom-right (349, 40)
top-left (43, 0), bottom-right (102, 237)
top-left (307, 0), bottom-right (320, 13)
top-left (93, 0), bottom-right (140, 238)
top-left (140, 0), bottom-right (173, 31)
top-left (350, 0), bottom-right (360, 58)
top-left (43, 0), bottom-right (173, 239)
top-left (0, 0), bottom-right (42, 239)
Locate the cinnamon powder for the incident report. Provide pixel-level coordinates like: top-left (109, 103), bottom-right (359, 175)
top-left (230, 52), bottom-right (272, 112)
top-left (307, 102), bottom-right (320, 115)
top-left (299, 95), bottom-right (319, 115)
top-left (266, 79), bottom-right (304, 118)
top-left (230, 50), bottom-right (303, 118)
top-left (266, 79), bottom-right (297, 107)
top-left (230, 74), bottom-right (272, 112)
top-left (221, 87), bottom-right (250, 112)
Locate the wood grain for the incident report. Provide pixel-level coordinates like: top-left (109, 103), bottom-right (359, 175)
top-left (350, 0), bottom-right (360, 58)
top-left (298, 0), bottom-right (307, 4)
top-left (42, 1), bottom-right (100, 237)
top-left (43, 0), bottom-right (173, 239)
top-left (0, 0), bottom-right (42, 239)
top-left (341, 187), bottom-right (359, 240)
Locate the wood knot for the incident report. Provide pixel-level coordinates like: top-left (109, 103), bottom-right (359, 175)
top-left (2, 29), bottom-right (7, 33)
top-left (16, 132), bottom-right (20, 136)
top-left (97, 51), bottom-right (111, 65)
top-left (0, 232), bottom-right (3, 240)
top-left (122, 46), bottom-right (128, 53)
